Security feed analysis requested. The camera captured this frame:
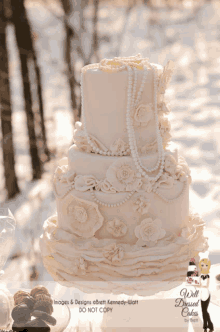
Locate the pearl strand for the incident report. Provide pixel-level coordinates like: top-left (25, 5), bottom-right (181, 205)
top-left (153, 180), bottom-right (187, 204)
top-left (126, 66), bottom-right (159, 178)
top-left (126, 65), bottom-right (165, 182)
top-left (53, 181), bottom-right (75, 199)
top-left (90, 189), bottom-right (135, 207)
top-left (140, 64), bottom-right (164, 174)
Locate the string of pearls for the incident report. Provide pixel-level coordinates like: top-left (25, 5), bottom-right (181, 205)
top-left (90, 189), bottom-right (135, 207)
top-left (153, 180), bottom-right (187, 204)
top-left (53, 177), bottom-right (187, 204)
top-left (53, 181), bottom-right (75, 199)
top-left (125, 64), bottom-right (165, 182)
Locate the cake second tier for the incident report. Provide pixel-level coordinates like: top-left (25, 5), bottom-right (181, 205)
top-left (53, 143), bottom-right (192, 246)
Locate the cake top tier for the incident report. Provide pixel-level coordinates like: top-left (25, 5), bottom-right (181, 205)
top-left (82, 54), bottom-right (155, 72)
top-left (75, 54), bottom-right (174, 183)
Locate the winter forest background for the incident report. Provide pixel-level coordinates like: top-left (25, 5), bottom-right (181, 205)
top-left (0, 0), bottom-right (220, 287)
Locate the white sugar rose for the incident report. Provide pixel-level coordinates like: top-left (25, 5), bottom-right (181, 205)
top-left (133, 196), bottom-right (151, 215)
top-left (106, 218), bottom-right (127, 237)
top-left (74, 175), bottom-right (97, 191)
top-left (54, 165), bottom-right (75, 184)
top-left (62, 195), bottom-right (104, 238)
top-left (72, 257), bottom-right (87, 275)
top-left (73, 122), bottom-right (92, 153)
top-left (159, 116), bottom-right (171, 132)
top-left (106, 158), bottom-right (142, 192)
top-left (117, 165), bottom-right (135, 183)
top-left (153, 173), bottom-right (174, 190)
top-left (110, 138), bottom-right (129, 154)
top-left (181, 227), bottom-right (190, 239)
top-left (164, 155), bottom-right (177, 176)
top-left (159, 116), bottom-right (171, 146)
top-left (158, 102), bottom-right (171, 116)
top-left (176, 226), bottom-right (194, 245)
top-left (175, 156), bottom-right (191, 183)
top-left (134, 104), bottom-right (153, 127)
top-left (135, 218), bottom-right (166, 247)
top-left (68, 206), bottom-right (88, 223)
top-left (138, 178), bottom-right (153, 193)
top-left (175, 165), bottom-right (187, 182)
top-left (103, 243), bottom-right (124, 262)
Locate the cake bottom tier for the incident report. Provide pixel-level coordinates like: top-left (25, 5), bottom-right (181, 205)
top-left (40, 212), bottom-right (208, 296)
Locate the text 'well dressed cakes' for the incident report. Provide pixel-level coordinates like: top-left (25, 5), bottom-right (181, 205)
top-left (40, 54), bottom-right (208, 296)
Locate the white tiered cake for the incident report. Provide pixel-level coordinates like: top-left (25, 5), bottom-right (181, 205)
top-left (40, 54), bottom-right (208, 296)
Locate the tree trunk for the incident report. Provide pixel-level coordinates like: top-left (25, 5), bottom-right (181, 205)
top-left (32, 52), bottom-right (50, 161)
top-left (61, 0), bottom-right (79, 122)
top-left (11, 0), bottom-right (42, 179)
top-left (92, 0), bottom-right (99, 62)
top-left (0, 1), bottom-right (20, 199)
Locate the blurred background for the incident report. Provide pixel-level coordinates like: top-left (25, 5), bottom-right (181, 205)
top-left (0, 0), bottom-right (219, 286)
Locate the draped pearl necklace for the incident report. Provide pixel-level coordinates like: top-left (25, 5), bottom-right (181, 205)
top-left (80, 60), bottom-right (165, 186)
top-left (125, 64), bottom-right (165, 182)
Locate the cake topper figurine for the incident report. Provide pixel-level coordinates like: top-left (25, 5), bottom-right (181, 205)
top-left (196, 258), bottom-right (214, 332)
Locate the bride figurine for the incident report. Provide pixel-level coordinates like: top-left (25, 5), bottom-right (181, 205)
top-left (196, 258), bottom-right (214, 332)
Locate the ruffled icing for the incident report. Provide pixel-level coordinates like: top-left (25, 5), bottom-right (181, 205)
top-left (40, 213), bottom-right (208, 296)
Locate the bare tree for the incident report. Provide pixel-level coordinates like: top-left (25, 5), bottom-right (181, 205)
top-left (92, 0), bottom-right (99, 63)
top-left (11, 0), bottom-right (43, 179)
top-left (0, 0), bottom-right (20, 199)
top-left (32, 50), bottom-right (51, 161)
top-left (61, 0), bottom-right (79, 122)
top-left (75, 0), bottom-right (99, 65)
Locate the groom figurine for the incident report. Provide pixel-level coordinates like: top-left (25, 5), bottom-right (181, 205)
top-left (196, 258), bottom-right (214, 332)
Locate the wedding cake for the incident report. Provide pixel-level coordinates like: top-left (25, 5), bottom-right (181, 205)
top-left (186, 258), bottom-right (200, 286)
top-left (40, 54), bottom-right (208, 296)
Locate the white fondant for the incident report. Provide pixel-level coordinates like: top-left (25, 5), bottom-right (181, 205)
top-left (68, 144), bottom-right (178, 180)
top-left (56, 181), bottom-right (189, 245)
top-left (82, 65), bottom-right (162, 151)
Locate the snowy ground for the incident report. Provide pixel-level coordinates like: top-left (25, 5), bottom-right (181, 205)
top-left (0, 0), bottom-right (220, 330)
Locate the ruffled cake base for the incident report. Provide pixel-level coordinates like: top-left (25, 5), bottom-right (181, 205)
top-left (40, 212), bottom-right (208, 296)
